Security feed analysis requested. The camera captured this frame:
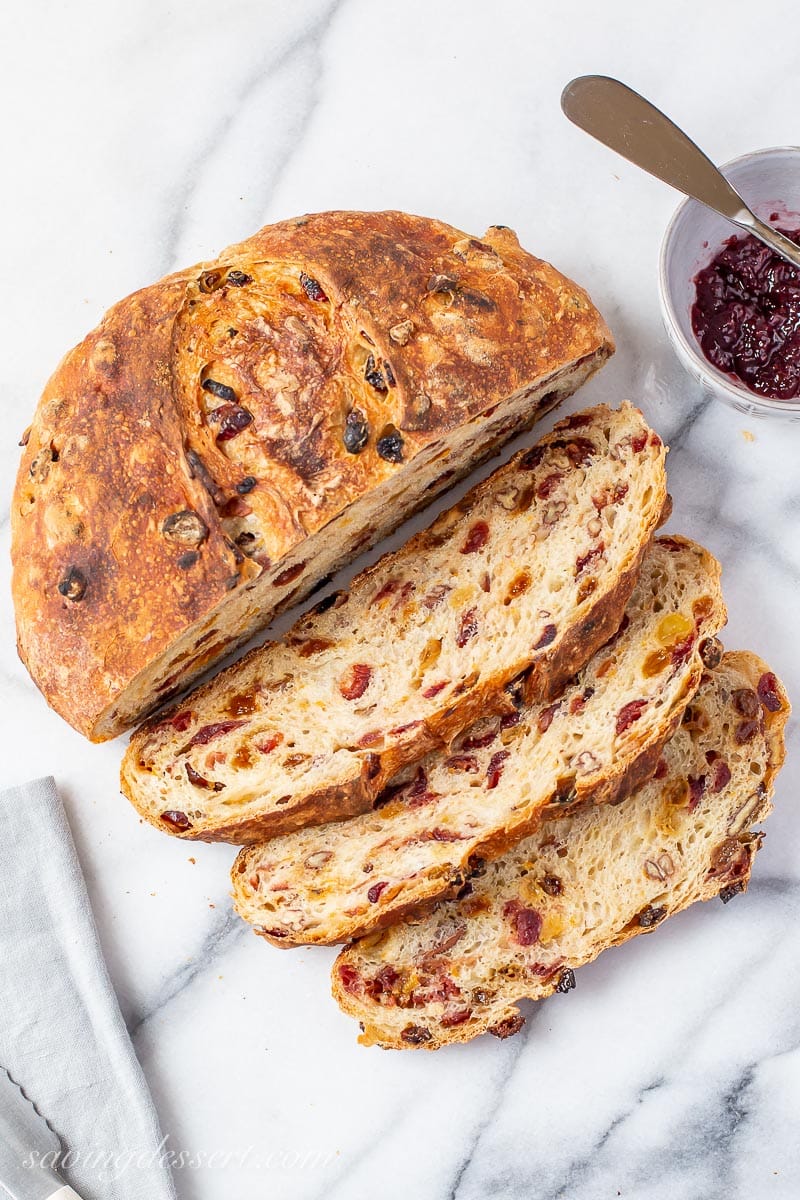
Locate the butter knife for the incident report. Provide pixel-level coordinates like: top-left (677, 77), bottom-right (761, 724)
top-left (561, 74), bottom-right (800, 269)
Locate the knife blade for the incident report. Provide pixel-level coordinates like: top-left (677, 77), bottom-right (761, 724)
top-left (0, 1068), bottom-right (83, 1199)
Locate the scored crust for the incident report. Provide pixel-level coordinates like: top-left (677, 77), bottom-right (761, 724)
top-left (231, 536), bottom-right (726, 944)
top-left (122, 403), bottom-right (667, 842)
top-left (332, 651), bottom-right (789, 1049)
top-left (11, 211), bottom-right (613, 741)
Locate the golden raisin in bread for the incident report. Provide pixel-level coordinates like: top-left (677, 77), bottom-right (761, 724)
top-left (333, 652), bottom-right (788, 1049)
top-left (232, 536), bottom-right (725, 943)
top-left (12, 212), bottom-right (613, 742)
top-left (123, 403), bottom-right (666, 842)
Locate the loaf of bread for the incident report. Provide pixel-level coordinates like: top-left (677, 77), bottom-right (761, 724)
top-left (12, 212), bottom-right (613, 741)
top-left (332, 652), bottom-right (788, 1048)
top-left (232, 536), bottom-right (726, 944)
top-left (123, 404), bottom-right (666, 842)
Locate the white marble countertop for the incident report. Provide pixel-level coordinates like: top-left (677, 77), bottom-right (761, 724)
top-left (3, 2), bottom-right (800, 1197)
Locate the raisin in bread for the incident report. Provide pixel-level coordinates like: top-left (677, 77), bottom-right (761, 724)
top-left (232, 536), bottom-right (725, 944)
top-left (122, 403), bottom-right (667, 842)
top-left (333, 652), bottom-right (788, 1048)
top-left (13, 212), bottom-right (613, 741)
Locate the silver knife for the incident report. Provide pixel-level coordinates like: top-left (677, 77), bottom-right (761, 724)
top-left (0, 1068), bottom-right (83, 1199)
top-left (561, 74), bottom-right (800, 270)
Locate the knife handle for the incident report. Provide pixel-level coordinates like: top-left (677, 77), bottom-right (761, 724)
top-left (47, 1188), bottom-right (84, 1199)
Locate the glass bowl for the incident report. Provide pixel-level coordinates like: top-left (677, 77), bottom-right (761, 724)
top-left (659, 145), bottom-right (800, 421)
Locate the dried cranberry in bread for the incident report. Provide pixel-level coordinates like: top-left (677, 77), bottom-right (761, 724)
top-left (12, 212), bottom-right (613, 741)
top-left (232, 536), bottom-right (725, 943)
top-left (123, 403), bottom-right (667, 842)
top-left (333, 652), bottom-right (788, 1049)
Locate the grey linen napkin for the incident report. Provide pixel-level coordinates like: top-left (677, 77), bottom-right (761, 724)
top-left (0, 777), bottom-right (176, 1200)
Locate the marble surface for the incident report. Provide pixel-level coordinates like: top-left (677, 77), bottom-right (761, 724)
top-left (2, 1), bottom-right (800, 1196)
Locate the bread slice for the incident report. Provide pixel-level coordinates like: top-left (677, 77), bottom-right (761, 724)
top-left (13, 213), bottom-right (613, 742)
top-left (122, 403), bottom-right (667, 842)
top-left (232, 536), bottom-right (726, 944)
top-left (332, 652), bottom-right (788, 1048)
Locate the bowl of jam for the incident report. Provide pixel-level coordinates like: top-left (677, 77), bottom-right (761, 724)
top-left (659, 146), bottom-right (800, 419)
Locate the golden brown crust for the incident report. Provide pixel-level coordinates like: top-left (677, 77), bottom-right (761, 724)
top-left (11, 276), bottom-right (255, 739)
top-left (12, 211), bottom-right (613, 741)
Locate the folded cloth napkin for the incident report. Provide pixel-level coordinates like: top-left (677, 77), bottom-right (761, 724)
top-left (0, 777), bottom-right (176, 1200)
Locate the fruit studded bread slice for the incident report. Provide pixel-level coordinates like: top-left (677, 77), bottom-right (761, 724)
top-left (122, 403), bottom-right (667, 842)
top-left (333, 652), bottom-right (788, 1049)
top-left (232, 536), bottom-right (726, 944)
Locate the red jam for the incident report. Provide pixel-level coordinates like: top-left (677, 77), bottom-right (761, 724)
top-left (691, 215), bottom-right (800, 399)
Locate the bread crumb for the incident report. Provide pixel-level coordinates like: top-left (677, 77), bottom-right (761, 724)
top-left (188, 856), bottom-right (196, 864)
top-left (209, 902), bottom-right (215, 908)
top-left (741, 429), bottom-right (755, 442)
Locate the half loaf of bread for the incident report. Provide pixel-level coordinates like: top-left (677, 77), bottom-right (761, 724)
top-left (12, 212), bottom-right (613, 740)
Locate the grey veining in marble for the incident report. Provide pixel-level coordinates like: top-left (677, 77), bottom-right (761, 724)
top-left (2, 1), bottom-right (800, 1197)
